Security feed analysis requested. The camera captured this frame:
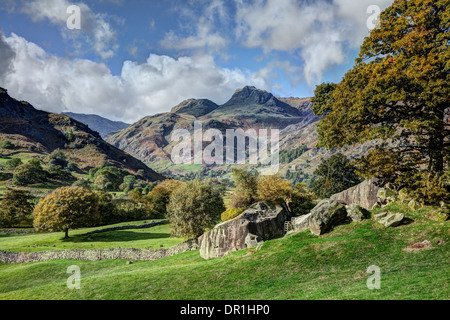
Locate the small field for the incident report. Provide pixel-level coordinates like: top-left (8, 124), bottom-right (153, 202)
top-left (0, 220), bottom-right (185, 252)
top-left (0, 203), bottom-right (448, 300)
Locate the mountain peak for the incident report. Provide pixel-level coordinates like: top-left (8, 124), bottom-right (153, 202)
top-left (170, 98), bottom-right (219, 117)
top-left (229, 86), bottom-right (274, 105)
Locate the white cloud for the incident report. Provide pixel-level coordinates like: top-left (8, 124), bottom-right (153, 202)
top-left (0, 33), bottom-right (270, 123)
top-left (161, 0), bottom-right (229, 56)
top-left (0, 29), bottom-right (15, 77)
top-left (235, 0), bottom-right (393, 86)
top-left (21, 0), bottom-right (119, 59)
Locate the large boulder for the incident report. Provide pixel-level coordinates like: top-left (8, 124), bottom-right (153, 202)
top-left (292, 199), bottom-right (348, 236)
top-left (198, 202), bottom-right (290, 260)
top-left (308, 199), bottom-right (348, 236)
top-left (331, 179), bottom-right (380, 210)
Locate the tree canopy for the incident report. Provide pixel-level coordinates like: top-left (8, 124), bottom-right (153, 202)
top-left (313, 0), bottom-right (449, 203)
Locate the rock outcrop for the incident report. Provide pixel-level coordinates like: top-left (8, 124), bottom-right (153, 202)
top-left (308, 199), bottom-right (348, 236)
top-left (198, 202), bottom-right (290, 260)
top-left (292, 199), bottom-right (348, 236)
top-left (331, 179), bottom-right (380, 210)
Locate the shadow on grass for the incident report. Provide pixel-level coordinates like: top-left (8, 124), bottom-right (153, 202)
top-left (61, 231), bottom-right (171, 243)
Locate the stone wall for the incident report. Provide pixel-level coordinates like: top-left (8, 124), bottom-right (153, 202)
top-left (0, 239), bottom-right (198, 264)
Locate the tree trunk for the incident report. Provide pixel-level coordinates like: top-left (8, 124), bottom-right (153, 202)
top-left (64, 229), bottom-right (69, 239)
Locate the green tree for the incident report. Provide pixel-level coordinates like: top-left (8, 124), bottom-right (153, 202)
top-left (229, 168), bottom-right (258, 209)
top-left (311, 82), bottom-right (337, 116)
top-left (310, 153), bottom-right (362, 199)
top-left (13, 159), bottom-right (47, 186)
top-left (167, 180), bottom-right (225, 238)
top-left (0, 190), bottom-right (35, 227)
top-left (143, 180), bottom-right (182, 218)
top-left (313, 0), bottom-right (449, 203)
top-left (33, 187), bottom-right (100, 239)
top-left (122, 175), bottom-right (137, 193)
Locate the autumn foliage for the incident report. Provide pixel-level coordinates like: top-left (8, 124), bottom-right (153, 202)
top-left (33, 187), bottom-right (100, 238)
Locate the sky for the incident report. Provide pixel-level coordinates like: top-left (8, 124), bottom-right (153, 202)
top-left (0, 0), bottom-right (393, 123)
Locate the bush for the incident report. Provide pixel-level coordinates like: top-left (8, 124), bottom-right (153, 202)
top-left (289, 183), bottom-right (316, 217)
top-left (257, 175), bottom-right (293, 203)
top-left (67, 162), bottom-right (78, 172)
top-left (221, 207), bottom-right (245, 222)
top-left (33, 187), bottom-right (100, 238)
top-left (5, 158), bottom-right (23, 170)
top-left (167, 180), bottom-right (225, 238)
top-left (72, 178), bottom-right (93, 189)
top-left (1, 140), bottom-right (14, 149)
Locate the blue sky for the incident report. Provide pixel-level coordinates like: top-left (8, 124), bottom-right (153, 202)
top-left (0, 0), bottom-right (392, 122)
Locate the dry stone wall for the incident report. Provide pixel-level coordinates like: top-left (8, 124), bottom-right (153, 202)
top-left (0, 239), bottom-right (198, 264)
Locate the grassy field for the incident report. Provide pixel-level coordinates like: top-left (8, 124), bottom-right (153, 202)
top-left (0, 220), bottom-right (185, 252)
top-left (0, 203), bottom-right (448, 300)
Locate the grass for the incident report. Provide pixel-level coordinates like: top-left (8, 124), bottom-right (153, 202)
top-left (0, 203), bottom-right (448, 300)
top-left (0, 220), bottom-right (185, 252)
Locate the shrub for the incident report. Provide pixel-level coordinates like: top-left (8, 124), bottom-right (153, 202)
top-left (289, 183), bottom-right (316, 217)
top-left (67, 162), bottom-right (78, 172)
top-left (257, 175), bottom-right (293, 203)
top-left (221, 207), bottom-right (245, 222)
top-left (72, 179), bottom-right (93, 189)
top-left (1, 140), bottom-right (14, 149)
top-left (5, 158), bottom-right (23, 170)
top-left (33, 187), bottom-right (100, 238)
top-left (167, 180), bottom-right (225, 238)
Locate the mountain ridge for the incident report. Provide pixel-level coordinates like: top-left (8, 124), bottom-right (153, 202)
top-left (0, 87), bottom-right (164, 181)
top-left (63, 112), bottom-right (130, 139)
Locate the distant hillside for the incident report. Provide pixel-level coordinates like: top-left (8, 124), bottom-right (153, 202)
top-left (64, 112), bottom-right (130, 138)
top-left (0, 87), bottom-right (164, 181)
top-left (106, 86), bottom-right (324, 176)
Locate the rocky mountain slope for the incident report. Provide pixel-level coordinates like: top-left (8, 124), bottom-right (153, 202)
top-left (0, 87), bottom-right (164, 181)
top-left (63, 112), bottom-right (130, 138)
top-left (106, 86), bottom-right (377, 179)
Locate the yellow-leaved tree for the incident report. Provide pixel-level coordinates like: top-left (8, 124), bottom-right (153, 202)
top-left (33, 187), bottom-right (100, 239)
